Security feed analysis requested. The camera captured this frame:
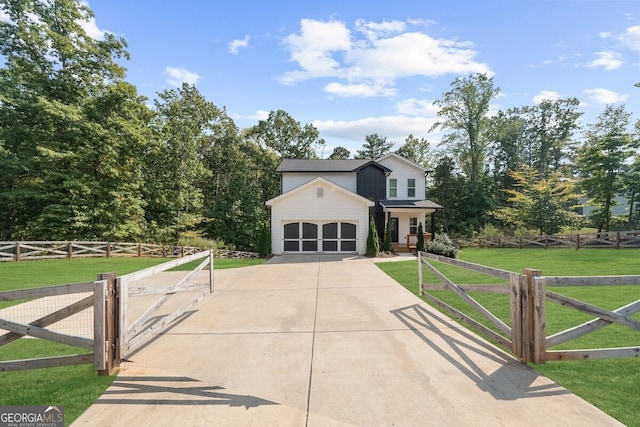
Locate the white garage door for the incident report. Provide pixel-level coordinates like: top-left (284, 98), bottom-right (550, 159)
top-left (283, 222), bottom-right (357, 253)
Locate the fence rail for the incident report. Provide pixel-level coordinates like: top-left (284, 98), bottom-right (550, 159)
top-left (0, 241), bottom-right (259, 262)
top-left (454, 230), bottom-right (640, 249)
top-left (417, 251), bottom-right (640, 364)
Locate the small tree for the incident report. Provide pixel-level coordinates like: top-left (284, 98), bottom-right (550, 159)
top-left (257, 223), bottom-right (271, 257)
top-left (416, 222), bottom-right (426, 252)
top-left (427, 233), bottom-right (460, 258)
top-left (382, 221), bottom-right (393, 252)
top-left (366, 217), bottom-right (380, 257)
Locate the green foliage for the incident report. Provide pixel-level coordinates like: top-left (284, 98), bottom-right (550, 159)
top-left (329, 146), bottom-right (351, 159)
top-left (416, 222), bottom-right (426, 252)
top-left (356, 133), bottom-right (394, 159)
top-left (382, 221), bottom-right (393, 253)
top-left (246, 109), bottom-right (325, 159)
top-left (366, 217), bottom-right (380, 257)
top-left (395, 134), bottom-right (433, 168)
top-left (426, 232), bottom-right (459, 258)
top-left (576, 105), bottom-right (639, 232)
top-left (491, 166), bottom-right (580, 235)
top-left (257, 223), bottom-right (272, 257)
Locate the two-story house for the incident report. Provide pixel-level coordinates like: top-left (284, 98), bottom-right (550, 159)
top-left (265, 153), bottom-right (442, 255)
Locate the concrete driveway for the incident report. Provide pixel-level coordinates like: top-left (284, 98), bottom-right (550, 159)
top-left (73, 254), bottom-right (622, 426)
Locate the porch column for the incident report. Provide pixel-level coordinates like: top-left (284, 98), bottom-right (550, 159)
top-left (430, 211), bottom-right (436, 240)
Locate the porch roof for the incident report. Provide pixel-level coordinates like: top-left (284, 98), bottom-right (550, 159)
top-left (380, 199), bottom-right (443, 211)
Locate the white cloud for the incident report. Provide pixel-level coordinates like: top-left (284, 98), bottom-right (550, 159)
top-left (79, 1), bottom-right (106, 40)
top-left (395, 98), bottom-right (439, 116)
top-left (324, 81), bottom-right (397, 97)
top-left (533, 90), bottom-right (563, 104)
top-left (585, 51), bottom-right (623, 70)
top-left (619, 25), bottom-right (640, 51)
top-left (280, 19), bottom-right (352, 84)
top-left (249, 109), bottom-right (270, 120)
top-left (280, 18), bottom-right (491, 95)
top-left (313, 115), bottom-right (437, 143)
top-left (229, 35), bottom-right (250, 54)
top-left (355, 19), bottom-right (406, 41)
top-left (584, 88), bottom-right (628, 104)
top-left (165, 67), bottom-right (201, 86)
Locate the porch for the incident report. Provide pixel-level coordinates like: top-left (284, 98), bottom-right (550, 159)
top-left (392, 233), bottom-right (433, 253)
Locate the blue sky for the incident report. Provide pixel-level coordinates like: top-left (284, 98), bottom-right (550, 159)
top-left (20, 1), bottom-right (640, 156)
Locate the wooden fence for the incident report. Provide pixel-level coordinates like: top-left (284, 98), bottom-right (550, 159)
top-left (454, 230), bottom-right (640, 249)
top-left (0, 250), bottom-right (215, 375)
top-left (0, 276), bottom-right (113, 374)
top-left (418, 251), bottom-right (640, 364)
top-left (0, 241), bottom-right (259, 262)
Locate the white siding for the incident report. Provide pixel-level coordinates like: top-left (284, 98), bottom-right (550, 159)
top-left (282, 173), bottom-right (357, 193)
top-left (270, 181), bottom-right (371, 255)
top-left (378, 156), bottom-right (425, 200)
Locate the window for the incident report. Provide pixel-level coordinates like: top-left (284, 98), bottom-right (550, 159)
top-left (389, 178), bottom-right (397, 197)
top-left (317, 187), bottom-right (324, 198)
top-left (407, 179), bottom-right (416, 197)
top-left (409, 217), bottom-right (418, 234)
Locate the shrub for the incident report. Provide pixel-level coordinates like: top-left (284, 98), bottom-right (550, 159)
top-left (427, 232), bottom-right (459, 258)
top-left (382, 221), bottom-right (393, 253)
top-left (256, 223), bottom-right (271, 257)
top-left (366, 217), bottom-right (380, 257)
top-left (416, 222), bottom-right (426, 252)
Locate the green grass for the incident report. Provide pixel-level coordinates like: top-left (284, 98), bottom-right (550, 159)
top-left (377, 248), bottom-right (640, 427)
top-left (0, 256), bottom-right (264, 426)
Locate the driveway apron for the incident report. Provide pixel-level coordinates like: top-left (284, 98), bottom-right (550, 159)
top-left (72, 254), bottom-right (623, 426)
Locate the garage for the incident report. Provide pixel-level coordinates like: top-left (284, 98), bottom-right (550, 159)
top-left (282, 221), bottom-right (358, 253)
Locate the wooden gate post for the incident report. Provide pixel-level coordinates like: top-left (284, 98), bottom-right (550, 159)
top-left (532, 276), bottom-right (546, 364)
top-left (509, 272), bottom-right (523, 359)
top-left (96, 272), bottom-right (119, 376)
top-left (522, 268), bottom-right (542, 364)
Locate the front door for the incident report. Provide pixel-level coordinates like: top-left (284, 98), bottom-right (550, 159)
top-left (390, 217), bottom-right (399, 243)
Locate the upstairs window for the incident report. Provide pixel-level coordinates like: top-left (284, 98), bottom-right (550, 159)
top-left (389, 178), bottom-right (397, 197)
top-left (407, 178), bottom-right (416, 197)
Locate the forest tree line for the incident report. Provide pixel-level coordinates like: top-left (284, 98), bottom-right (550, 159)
top-left (1, 1), bottom-right (639, 252)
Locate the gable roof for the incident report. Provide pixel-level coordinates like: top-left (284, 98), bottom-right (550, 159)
top-left (276, 159), bottom-right (391, 173)
top-left (376, 153), bottom-right (434, 175)
top-left (265, 176), bottom-right (375, 207)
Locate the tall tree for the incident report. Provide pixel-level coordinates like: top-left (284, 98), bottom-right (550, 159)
top-left (520, 98), bottom-right (582, 176)
top-left (356, 133), bottom-right (394, 159)
top-left (329, 146), bottom-right (351, 159)
top-left (576, 105), bottom-right (639, 232)
top-left (0, 0), bottom-right (150, 240)
top-left (146, 84), bottom-right (217, 242)
top-left (431, 73), bottom-right (499, 192)
top-left (203, 122), bottom-right (279, 251)
top-left (395, 134), bottom-right (432, 167)
top-left (247, 109), bottom-right (324, 159)
top-left (431, 73), bottom-right (499, 232)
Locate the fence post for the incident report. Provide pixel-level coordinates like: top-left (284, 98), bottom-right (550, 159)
top-left (68, 241), bottom-right (73, 259)
top-left (93, 279), bottom-right (106, 372)
top-left (106, 242), bottom-right (111, 258)
top-left (509, 272), bottom-right (523, 359)
top-left (616, 231), bottom-right (621, 249)
top-left (522, 268), bottom-right (542, 364)
top-left (576, 234), bottom-right (580, 250)
top-left (137, 243), bottom-right (142, 258)
top-left (15, 242), bottom-right (20, 262)
top-left (532, 276), bottom-right (546, 364)
top-left (417, 251), bottom-right (423, 296)
top-left (96, 272), bottom-right (118, 376)
top-left (209, 249), bottom-right (214, 293)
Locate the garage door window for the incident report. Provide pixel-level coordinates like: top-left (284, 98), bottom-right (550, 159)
top-left (302, 222), bottom-right (318, 252)
top-left (340, 223), bottom-right (357, 251)
top-left (283, 221), bottom-right (357, 253)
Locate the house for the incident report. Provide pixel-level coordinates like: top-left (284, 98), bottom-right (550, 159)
top-left (265, 153), bottom-right (442, 255)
